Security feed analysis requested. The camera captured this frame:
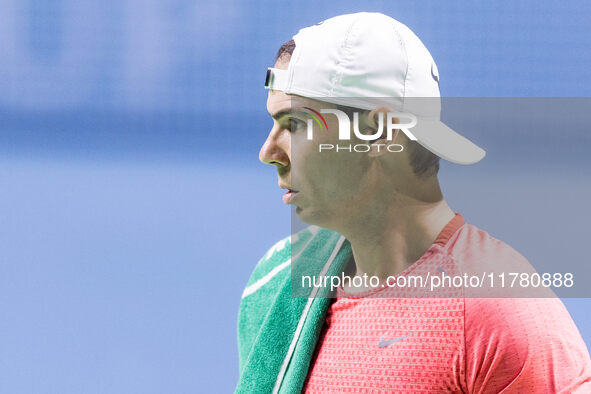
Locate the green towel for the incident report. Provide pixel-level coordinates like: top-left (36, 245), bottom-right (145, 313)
top-left (236, 226), bottom-right (352, 393)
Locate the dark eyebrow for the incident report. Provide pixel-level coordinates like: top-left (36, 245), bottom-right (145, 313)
top-left (269, 109), bottom-right (307, 121)
top-left (269, 110), bottom-right (292, 120)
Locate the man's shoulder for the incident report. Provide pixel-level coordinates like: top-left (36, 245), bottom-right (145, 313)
top-left (441, 222), bottom-right (554, 297)
top-left (448, 223), bottom-right (525, 258)
top-left (462, 296), bottom-right (591, 391)
top-left (446, 222), bottom-right (534, 272)
top-left (452, 226), bottom-right (591, 391)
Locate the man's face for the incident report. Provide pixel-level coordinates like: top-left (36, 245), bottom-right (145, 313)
top-left (260, 89), bottom-right (378, 229)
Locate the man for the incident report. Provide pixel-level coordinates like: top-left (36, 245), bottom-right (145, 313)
top-left (236, 12), bottom-right (591, 393)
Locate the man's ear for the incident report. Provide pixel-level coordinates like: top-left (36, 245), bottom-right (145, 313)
top-left (366, 106), bottom-right (390, 130)
top-left (367, 128), bottom-right (404, 157)
top-left (362, 107), bottom-right (409, 157)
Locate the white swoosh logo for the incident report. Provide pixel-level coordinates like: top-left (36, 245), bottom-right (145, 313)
top-left (378, 334), bottom-right (412, 348)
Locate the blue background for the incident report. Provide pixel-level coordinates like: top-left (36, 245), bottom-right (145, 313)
top-left (0, 1), bottom-right (590, 392)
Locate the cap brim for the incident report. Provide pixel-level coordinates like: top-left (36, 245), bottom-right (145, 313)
top-left (409, 118), bottom-right (485, 165)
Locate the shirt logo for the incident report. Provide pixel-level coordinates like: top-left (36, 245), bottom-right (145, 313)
top-left (378, 334), bottom-right (412, 348)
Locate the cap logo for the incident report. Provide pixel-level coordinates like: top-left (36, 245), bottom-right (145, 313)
top-left (431, 62), bottom-right (440, 86)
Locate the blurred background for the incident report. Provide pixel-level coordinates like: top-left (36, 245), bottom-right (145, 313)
top-left (0, 0), bottom-right (590, 392)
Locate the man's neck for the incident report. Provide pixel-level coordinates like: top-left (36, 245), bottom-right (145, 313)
top-left (340, 196), bottom-right (455, 292)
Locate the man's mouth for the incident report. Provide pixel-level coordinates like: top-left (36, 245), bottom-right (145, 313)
top-left (279, 184), bottom-right (299, 204)
top-left (282, 189), bottom-right (298, 204)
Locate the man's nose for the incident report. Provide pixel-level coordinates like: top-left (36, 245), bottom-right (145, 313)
top-left (259, 130), bottom-right (289, 167)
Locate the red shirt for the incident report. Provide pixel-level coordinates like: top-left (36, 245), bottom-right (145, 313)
top-left (303, 214), bottom-right (591, 393)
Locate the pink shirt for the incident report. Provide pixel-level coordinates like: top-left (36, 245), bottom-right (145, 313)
top-left (303, 214), bottom-right (591, 393)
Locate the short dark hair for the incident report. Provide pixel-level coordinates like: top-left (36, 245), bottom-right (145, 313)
top-left (276, 39), bottom-right (296, 64)
top-left (274, 40), bottom-right (440, 178)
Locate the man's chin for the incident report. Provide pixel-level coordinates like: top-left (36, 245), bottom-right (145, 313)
top-left (292, 205), bottom-right (332, 228)
top-left (292, 205), bottom-right (306, 221)
top-left (292, 205), bottom-right (308, 221)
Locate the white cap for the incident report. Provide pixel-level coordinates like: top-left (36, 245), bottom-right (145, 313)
top-left (265, 12), bottom-right (485, 165)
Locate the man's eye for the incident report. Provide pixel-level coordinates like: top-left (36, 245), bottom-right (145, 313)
top-left (289, 118), bottom-right (306, 131)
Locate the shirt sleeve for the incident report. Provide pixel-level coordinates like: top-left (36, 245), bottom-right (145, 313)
top-left (463, 297), bottom-right (591, 393)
